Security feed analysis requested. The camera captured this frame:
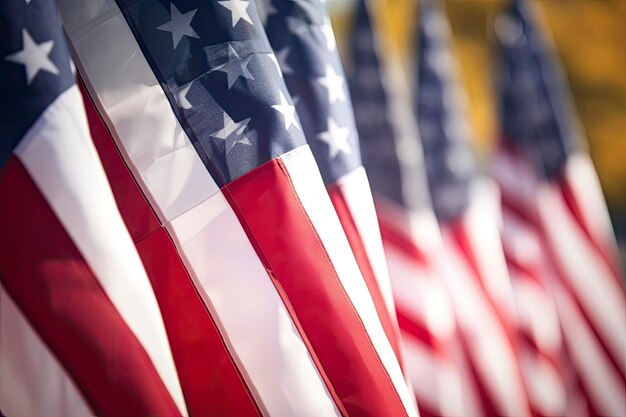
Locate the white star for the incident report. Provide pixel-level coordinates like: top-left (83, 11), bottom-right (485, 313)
top-left (275, 46), bottom-right (293, 74)
top-left (214, 44), bottom-right (254, 89)
top-left (218, 0), bottom-right (254, 27)
top-left (212, 111), bottom-right (252, 154)
top-left (177, 81), bottom-right (193, 109)
top-left (156, 3), bottom-right (199, 49)
top-left (316, 63), bottom-right (346, 103)
top-left (5, 29), bottom-right (59, 85)
top-left (320, 17), bottom-right (336, 51)
top-left (271, 90), bottom-right (300, 131)
top-left (267, 53), bottom-right (281, 75)
top-left (317, 117), bottom-right (351, 159)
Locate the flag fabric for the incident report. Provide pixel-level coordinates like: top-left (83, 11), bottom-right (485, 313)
top-left (259, 0), bottom-right (405, 372)
top-left (59, 0), bottom-right (416, 415)
top-left (414, 1), bottom-right (544, 416)
top-left (0, 0), bottom-right (187, 415)
top-left (348, 1), bottom-right (481, 416)
top-left (491, 1), bottom-right (625, 415)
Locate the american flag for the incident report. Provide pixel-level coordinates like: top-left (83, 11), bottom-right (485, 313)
top-left (58, 0), bottom-right (416, 416)
top-left (260, 0), bottom-right (406, 376)
top-left (0, 0), bottom-right (186, 415)
top-left (491, 1), bottom-right (625, 415)
top-left (413, 1), bottom-right (537, 416)
top-left (348, 1), bottom-right (481, 416)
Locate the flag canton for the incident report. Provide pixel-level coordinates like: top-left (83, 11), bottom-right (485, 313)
top-left (0, 0), bottom-right (74, 168)
top-left (262, 0), bottom-right (362, 186)
top-left (347, 0), bottom-right (405, 206)
top-left (496, 0), bottom-right (581, 179)
top-left (415, 0), bottom-right (475, 221)
top-left (115, 0), bottom-right (306, 186)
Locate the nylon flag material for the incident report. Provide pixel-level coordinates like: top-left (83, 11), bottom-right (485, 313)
top-left (58, 0), bottom-right (417, 416)
top-left (259, 0), bottom-right (406, 376)
top-left (0, 1), bottom-right (187, 416)
top-left (348, 2), bottom-right (482, 416)
top-left (414, 1), bottom-right (547, 416)
top-left (491, 1), bottom-right (626, 415)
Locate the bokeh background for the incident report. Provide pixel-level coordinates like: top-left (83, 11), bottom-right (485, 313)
top-left (328, 0), bottom-right (626, 266)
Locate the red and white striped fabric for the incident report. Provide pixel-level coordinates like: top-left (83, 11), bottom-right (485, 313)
top-left (492, 146), bottom-right (625, 417)
top-left (376, 199), bottom-right (482, 417)
top-left (260, 0), bottom-right (406, 374)
top-left (58, 0), bottom-right (416, 416)
top-left (328, 167), bottom-right (407, 368)
top-left (0, 1), bottom-right (187, 414)
top-left (0, 56), bottom-right (187, 417)
top-left (421, 182), bottom-right (532, 417)
top-left (492, 1), bottom-right (625, 414)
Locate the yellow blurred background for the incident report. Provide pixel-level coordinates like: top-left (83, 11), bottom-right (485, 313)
top-left (330, 0), bottom-right (626, 229)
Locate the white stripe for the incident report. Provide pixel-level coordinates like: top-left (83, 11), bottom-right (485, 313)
top-left (500, 208), bottom-right (543, 267)
top-left (0, 286), bottom-right (94, 417)
top-left (59, 0), bottom-right (218, 223)
top-left (510, 274), bottom-right (561, 354)
top-left (552, 282), bottom-right (625, 416)
top-left (537, 182), bottom-right (625, 374)
top-left (335, 167), bottom-right (396, 318)
top-left (519, 350), bottom-right (566, 417)
top-left (463, 179), bottom-right (517, 322)
top-left (60, 3), bottom-right (341, 415)
top-left (385, 245), bottom-right (456, 340)
top-left (13, 86), bottom-right (187, 417)
top-left (563, 153), bottom-right (621, 268)
top-left (280, 146), bottom-right (419, 417)
top-left (402, 334), bottom-right (465, 417)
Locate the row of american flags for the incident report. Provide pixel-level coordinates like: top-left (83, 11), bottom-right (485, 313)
top-left (0, 0), bottom-right (623, 415)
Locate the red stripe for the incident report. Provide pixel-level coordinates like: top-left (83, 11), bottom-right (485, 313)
top-left (378, 219), bottom-right (428, 267)
top-left (395, 309), bottom-right (438, 351)
top-left (414, 402), bottom-right (442, 417)
top-left (328, 184), bottom-right (404, 365)
top-left (0, 156), bottom-right (181, 417)
top-left (224, 157), bottom-right (408, 417)
top-left (80, 81), bottom-right (263, 417)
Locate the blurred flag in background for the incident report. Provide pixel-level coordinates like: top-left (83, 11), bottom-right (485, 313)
top-left (348, 1), bottom-right (473, 415)
top-left (491, 0), bottom-right (625, 415)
